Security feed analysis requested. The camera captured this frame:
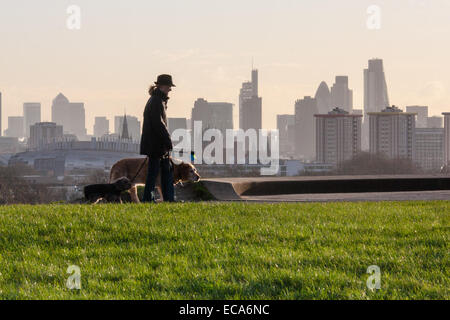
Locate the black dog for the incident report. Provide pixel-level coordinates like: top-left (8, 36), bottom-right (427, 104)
top-left (84, 177), bottom-right (132, 204)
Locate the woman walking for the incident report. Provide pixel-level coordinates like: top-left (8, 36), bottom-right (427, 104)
top-left (140, 74), bottom-right (176, 202)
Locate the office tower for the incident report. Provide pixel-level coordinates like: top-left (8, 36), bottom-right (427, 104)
top-left (239, 69), bottom-right (262, 131)
top-left (294, 96), bottom-right (318, 160)
top-left (115, 115), bottom-right (141, 142)
top-left (427, 116), bottom-right (443, 128)
top-left (51, 93), bottom-right (86, 139)
top-left (443, 113), bottom-right (450, 165)
top-left (29, 122), bottom-right (63, 149)
top-left (363, 59), bottom-right (390, 150)
top-left (315, 107), bottom-right (362, 165)
top-left (330, 76), bottom-right (353, 113)
top-left (23, 103), bottom-right (41, 138)
top-left (406, 106), bottom-right (428, 128)
top-left (168, 118), bottom-right (187, 136)
top-left (0, 92), bottom-right (2, 137)
top-left (191, 98), bottom-right (233, 135)
top-left (4, 116), bottom-right (24, 138)
top-left (314, 81), bottom-right (332, 114)
top-left (353, 109), bottom-right (363, 115)
top-left (94, 117), bottom-right (109, 137)
top-left (368, 106), bottom-right (416, 160)
top-left (414, 128), bottom-right (445, 171)
top-left (277, 114), bottom-right (295, 157)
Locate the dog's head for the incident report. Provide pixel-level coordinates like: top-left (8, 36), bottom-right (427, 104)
top-left (113, 177), bottom-right (132, 191)
top-left (171, 158), bottom-right (201, 184)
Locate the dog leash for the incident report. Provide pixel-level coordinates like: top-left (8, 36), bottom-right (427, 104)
top-left (129, 152), bottom-right (191, 185)
top-left (130, 156), bottom-right (149, 183)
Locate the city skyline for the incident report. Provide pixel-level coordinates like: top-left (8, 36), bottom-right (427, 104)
top-left (1, 0), bottom-right (449, 133)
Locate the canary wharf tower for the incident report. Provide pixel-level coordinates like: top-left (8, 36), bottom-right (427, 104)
top-left (362, 59), bottom-right (390, 150)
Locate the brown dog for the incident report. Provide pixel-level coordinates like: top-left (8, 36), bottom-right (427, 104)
top-left (109, 157), bottom-right (200, 203)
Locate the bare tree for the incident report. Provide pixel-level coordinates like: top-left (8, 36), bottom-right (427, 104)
top-left (335, 152), bottom-right (420, 175)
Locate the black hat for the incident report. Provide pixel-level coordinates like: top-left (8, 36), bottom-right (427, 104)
top-left (155, 74), bottom-right (176, 87)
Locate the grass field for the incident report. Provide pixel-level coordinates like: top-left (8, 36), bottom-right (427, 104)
top-left (0, 201), bottom-right (448, 299)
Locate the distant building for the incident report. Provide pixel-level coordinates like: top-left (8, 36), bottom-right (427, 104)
top-left (414, 128), bottom-right (444, 172)
top-left (94, 117), bottom-right (109, 137)
top-left (239, 69), bottom-right (262, 131)
top-left (406, 106), bottom-right (428, 128)
top-left (295, 96), bottom-right (318, 160)
top-left (427, 116), bottom-right (443, 128)
top-left (114, 115), bottom-right (141, 142)
top-left (368, 106), bottom-right (416, 160)
top-left (8, 137), bottom-right (142, 175)
top-left (168, 118), bottom-right (187, 133)
top-left (4, 116), bottom-right (24, 138)
top-left (0, 137), bottom-right (21, 154)
top-left (330, 76), bottom-right (353, 113)
top-left (363, 59), bottom-right (390, 150)
top-left (314, 81), bottom-right (331, 114)
top-left (34, 156), bottom-right (66, 177)
top-left (51, 93), bottom-right (87, 139)
top-left (29, 122), bottom-right (63, 149)
top-left (277, 114), bottom-right (295, 157)
top-left (191, 98), bottom-right (233, 135)
top-left (168, 118), bottom-right (187, 143)
top-left (315, 107), bottom-right (362, 166)
top-left (443, 113), bottom-right (450, 165)
top-left (23, 103), bottom-right (41, 138)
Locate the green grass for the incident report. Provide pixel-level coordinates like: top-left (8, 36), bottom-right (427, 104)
top-left (0, 201), bottom-right (448, 300)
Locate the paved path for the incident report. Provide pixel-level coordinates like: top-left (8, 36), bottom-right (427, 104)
top-left (240, 190), bottom-right (450, 202)
top-left (202, 175), bottom-right (450, 202)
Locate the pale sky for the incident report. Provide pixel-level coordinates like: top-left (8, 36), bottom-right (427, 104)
top-left (1, 0), bottom-right (450, 134)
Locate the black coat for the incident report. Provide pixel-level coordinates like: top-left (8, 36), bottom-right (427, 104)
top-left (140, 88), bottom-right (173, 158)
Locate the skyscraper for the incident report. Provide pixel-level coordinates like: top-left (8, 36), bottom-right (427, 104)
top-left (368, 106), bottom-right (416, 160)
top-left (414, 128), bottom-right (445, 171)
top-left (427, 116), bottom-right (443, 128)
top-left (191, 98), bottom-right (233, 135)
top-left (94, 116), bottom-right (109, 137)
top-left (406, 106), bottom-right (428, 128)
top-left (363, 59), bottom-right (390, 150)
top-left (314, 81), bottom-right (332, 114)
top-left (294, 96), bottom-right (318, 160)
top-left (168, 118), bottom-right (187, 136)
top-left (5, 116), bottom-right (24, 138)
top-left (51, 93), bottom-right (87, 139)
top-left (23, 103), bottom-right (41, 138)
top-left (168, 118), bottom-right (187, 145)
top-left (315, 107), bottom-right (362, 165)
top-left (29, 122), bottom-right (63, 149)
top-left (277, 114), bottom-right (295, 157)
top-left (239, 69), bottom-right (262, 131)
top-left (330, 76), bottom-right (353, 113)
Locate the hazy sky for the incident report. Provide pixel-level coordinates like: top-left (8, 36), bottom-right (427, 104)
top-left (1, 0), bottom-right (450, 134)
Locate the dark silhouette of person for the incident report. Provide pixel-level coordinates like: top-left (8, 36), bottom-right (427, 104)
top-left (140, 74), bottom-right (176, 202)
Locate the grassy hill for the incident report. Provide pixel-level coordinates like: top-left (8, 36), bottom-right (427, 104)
top-left (0, 201), bottom-right (448, 299)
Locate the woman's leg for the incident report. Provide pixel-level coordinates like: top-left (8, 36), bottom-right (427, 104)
top-left (142, 156), bottom-right (161, 202)
top-left (160, 157), bottom-right (175, 202)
